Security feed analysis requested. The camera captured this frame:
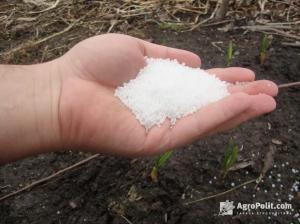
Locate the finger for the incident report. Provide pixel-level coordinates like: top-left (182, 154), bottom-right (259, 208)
top-left (228, 80), bottom-right (278, 96)
top-left (168, 92), bottom-right (252, 149)
top-left (207, 67), bottom-right (255, 82)
top-left (208, 94), bottom-right (276, 135)
top-left (168, 93), bottom-right (276, 149)
top-left (137, 39), bottom-right (201, 68)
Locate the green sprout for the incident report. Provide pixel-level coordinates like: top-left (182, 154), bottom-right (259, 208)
top-left (150, 150), bottom-right (173, 182)
top-left (259, 34), bottom-right (271, 65)
top-left (221, 138), bottom-right (238, 179)
top-left (226, 40), bottom-right (234, 66)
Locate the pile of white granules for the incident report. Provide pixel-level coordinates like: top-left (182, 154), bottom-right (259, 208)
top-left (115, 58), bottom-right (230, 130)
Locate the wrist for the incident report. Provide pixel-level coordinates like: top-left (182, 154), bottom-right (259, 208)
top-left (31, 60), bottom-right (63, 151)
top-left (0, 60), bottom-right (62, 162)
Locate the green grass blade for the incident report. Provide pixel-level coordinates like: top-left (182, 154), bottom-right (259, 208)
top-left (224, 139), bottom-right (233, 167)
top-left (228, 145), bottom-right (238, 168)
top-left (259, 35), bottom-right (270, 54)
top-left (226, 41), bottom-right (233, 66)
top-left (155, 150), bottom-right (173, 169)
top-left (223, 139), bottom-right (238, 169)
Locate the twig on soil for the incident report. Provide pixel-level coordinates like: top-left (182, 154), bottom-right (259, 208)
top-left (254, 146), bottom-right (275, 189)
top-left (120, 215), bottom-right (134, 224)
top-left (29, 0), bottom-right (60, 14)
top-left (0, 185), bottom-right (11, 190)
top-left (278, 81), bottom-right (300, 88)
top-left (183, 178), bottom-right (257, 205)
top-left (228, 160), bottom-right (255, 171)
top-left (0, 8), bottom-right (96, 59)
top-left (281, 42), bottom-right (300, 47)
top-left (286, 0), bottom-right (294, 22)
top-left (188, 1), bottom-right (220, 31)
top-left (211, 41), bottom-right (224, 53)
top-left (1, 22), bottom-right (75, 58)
top-left (216, 0), bottom-right (229, 20)
top-left (267, 21), bottom-right (300, 26)
top-left (199, 19), bottom-right (233, 28)
top-left (107, 20), bottom-right (118, 33)
top-left (0, 154), bottom-right (99, 202)
top-left (40, 45), bottom-right (49, 63)
top-left (239, 25), bottom-right (300, 41)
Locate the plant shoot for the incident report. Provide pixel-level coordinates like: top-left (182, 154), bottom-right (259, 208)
top-left (221, 139), bottom-right (238, 179)
top-left (259, 34), bottom-right (271, 64)
top-left (226, 41), bottom-right (234, 66)
top-left (150, 150), bottom-right (173, 182)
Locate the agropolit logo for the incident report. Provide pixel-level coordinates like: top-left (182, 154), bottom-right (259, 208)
top-left (216, 200), bottom-right (293, 217)
top-left (219, 200), bottom-right (235, 216)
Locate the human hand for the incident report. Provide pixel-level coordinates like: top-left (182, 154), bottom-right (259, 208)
top-left (57, 34), bottom-right (278, 156)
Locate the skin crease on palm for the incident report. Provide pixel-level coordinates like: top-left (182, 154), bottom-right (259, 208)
top-left (56, 33), bottom-right (278, 157)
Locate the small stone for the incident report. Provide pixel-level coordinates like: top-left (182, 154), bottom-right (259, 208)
top-left (272, 139), bottom-right (282, 145)
top-left (69, 201), bottom-right (77, 209)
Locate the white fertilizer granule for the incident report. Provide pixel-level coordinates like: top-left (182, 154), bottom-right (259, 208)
top-left (115, 58), bottom-right (229, 130)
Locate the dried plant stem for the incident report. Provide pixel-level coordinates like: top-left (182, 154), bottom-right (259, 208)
top-left (184, 178), bottom-right (257, 205)
top-left (255, 146), bottom-right (275, 189)
top-left (278, 81), bottom-right (300, 88)
top-left (200, 19), bottom-right (233, 27)
top-left (0, 154), bottom-right (99, 202)
top-left (29, 0), bottom-right (61, 14)
top-left (1, 9), bottom-right (96, 58)
top-left (282, 42), bottom-right (300, 47)
top-left (1, 22), bottom-right (75, 58)
top-left (240, 26), bottom-right (300, 41)
top-left (189, 1), bottom-right (220, 31)
top-left (120, 215), bottom-right (134, 224)
top-left (0, 185), bottom-right (11, 190)
top-left (216, 0), bottom-right (229, 20)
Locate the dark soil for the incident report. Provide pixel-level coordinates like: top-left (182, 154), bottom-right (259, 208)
top-left (1, 25), bottom-right (300, 224)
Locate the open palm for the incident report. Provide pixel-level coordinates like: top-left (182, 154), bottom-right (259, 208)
top-left (58, 34), bottom-right (278, 157)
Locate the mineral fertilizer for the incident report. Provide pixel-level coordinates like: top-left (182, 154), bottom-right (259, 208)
top-left (115, 58), bottom-right (229, 130)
